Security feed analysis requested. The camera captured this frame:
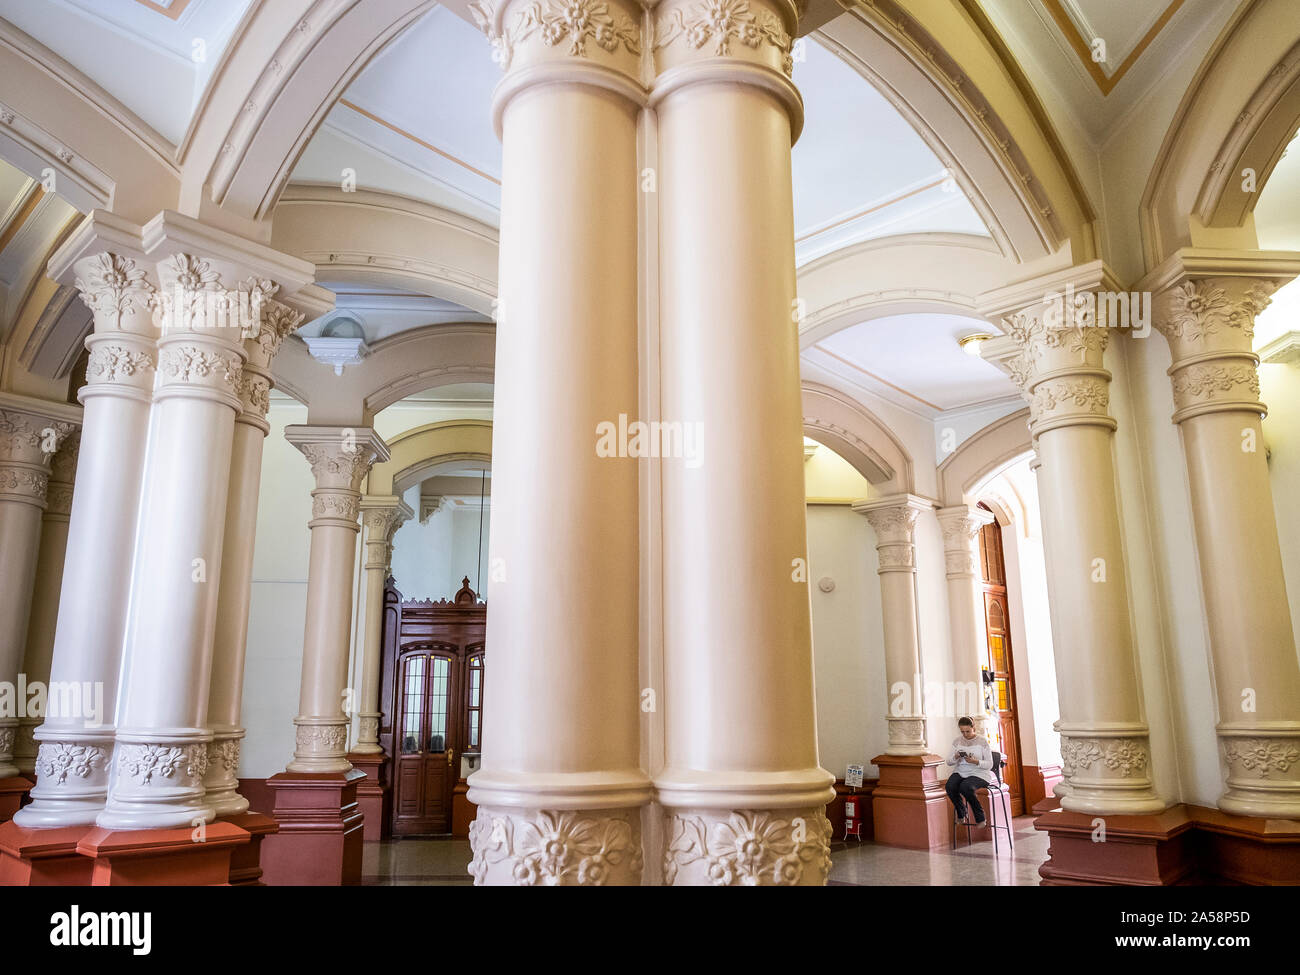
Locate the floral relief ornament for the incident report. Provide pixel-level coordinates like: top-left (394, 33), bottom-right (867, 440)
top-left (663, 809), bottom-right (832, 885)
top-left (469, 810), bottom-right (643, 885)
top-left (117, 743), bottom-right (207, 784)
top-left (86, 344), bottom-right (155, 383)
top-left (1162, 279), bottom-right (1274, 344)
top-left (35, 742), bottom-right (106, 784)
top-left (74, 253), bottom-right (155, 326)
top-left (1222, 739), bottom-right (1299, 778)
top-left (656, 0), bottom-right (794, 74)
top-left (1061, 736), bottom-right (1148, 778)
top-left (470, 0), bottom-right (640, 70)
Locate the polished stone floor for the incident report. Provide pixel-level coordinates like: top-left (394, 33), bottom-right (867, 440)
top-left (361, 815), bottom-right (1048, 886)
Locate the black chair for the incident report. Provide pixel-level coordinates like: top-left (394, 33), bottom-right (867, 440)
top-left (951, 750), bottom-right (1014, 855)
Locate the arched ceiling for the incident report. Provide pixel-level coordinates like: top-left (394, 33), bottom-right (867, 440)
top-left (285, 4), bottom-right (991, 264)
top-left (0, 0), bottom-right (252, 146)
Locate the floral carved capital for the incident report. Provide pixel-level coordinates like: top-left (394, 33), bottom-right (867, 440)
top-left (470, 0), bottom-right (641, 71)
top-left (655, 0), bottom-right (794, 75)
top-left (74, 253), bottom-right (155, 327)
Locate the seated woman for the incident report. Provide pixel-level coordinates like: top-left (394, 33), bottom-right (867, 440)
top-left (945, 716), bottom-right (994, 826)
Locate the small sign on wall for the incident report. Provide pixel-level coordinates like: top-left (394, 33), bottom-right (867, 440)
top-left (846, 764), bottom-right (864, 788)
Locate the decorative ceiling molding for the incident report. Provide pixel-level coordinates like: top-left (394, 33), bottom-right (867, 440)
top-left (1194, 38), bottom-right (1300, 229)
top-left (1041, 0), bottom-right (1185, 96)
top-left (825, 1), bottom-right (1070, 262)
top-left (801, 380), bottom-right (912, 492)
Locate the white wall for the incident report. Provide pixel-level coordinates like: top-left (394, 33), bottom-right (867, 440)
top-left (389, 489), bottom-right (491, 602)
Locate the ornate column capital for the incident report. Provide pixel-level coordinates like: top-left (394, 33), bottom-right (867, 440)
top-left (649, 0), bottom-right (803, 138)
top-left (360, 495), bottom-right (414, 570)
top-left (853, 493), bottom-right (930, 573)
top-left (935, 503), bottom-right (993, 579)
top-left (287, 426), bottom-right (391, 531)
top-left (0, 394), bottom-right (82, 508)
top-left (470, 0), bottom-right (648, 134)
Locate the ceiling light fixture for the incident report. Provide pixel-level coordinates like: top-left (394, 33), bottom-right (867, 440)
top-left (958, 332), bottom-right (992, 357)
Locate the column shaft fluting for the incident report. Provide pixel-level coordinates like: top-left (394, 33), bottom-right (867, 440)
top-left (856, 496), bottom-right (931, 755)
top-left (652, 0), bottom-right (835, 886)
top-left (1154, 272), bottom-right (1300, 817)
top-left (465, 0), bottom-right (650, 886)
top-left (285, 427), bottom-right (388, 773)
top-left (19, 247), bottom-right (158, 828)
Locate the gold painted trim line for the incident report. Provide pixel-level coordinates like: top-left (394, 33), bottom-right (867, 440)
top-left (338, 99), bottom-right (502, 186)
top-left (815, 345), bottom-right (944, 412)
top-left (1041, 0), bottom-right (1184, 96)
top-left (795, 176), bottom-right (948, 244)
top-left (0, 183), bottom-right (44, 255)
top-left (132, 0), bottom-right (193, 21)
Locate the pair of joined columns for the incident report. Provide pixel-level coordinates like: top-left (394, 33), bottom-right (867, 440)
top-left (983, 257), bottom-right (1300, 819)
top-left (17, 212), bottom-right (310, 829)
top-left (465, 0), bottom-right (833, 885)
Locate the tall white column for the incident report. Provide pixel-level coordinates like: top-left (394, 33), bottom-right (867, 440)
top-left (652, 0), bottom-right (835, 886)
top-left (354, 497), bottom-right (410, 754)
top-left (284, 427), bottom-right (388, 773)
top-left (936, 504), bottom-right (994, 738)
top-left (1151, 261), bottom-right (1300, 818)
top-left (995, 280), bottom-right (1164, 815)
top-left (466, 0), bottom-right (650, 887)
top-left (14, 430), bottom-right (79, 776)
top-left (19, 234), bottom-right (159, 828)
top-left (203, 301), bottom-right (305, 816)
top-left (855, 495), bottom-right (932, 755)
top-left (0, 397), bottom-right (78, 779)
top-left (97, 252), bottom-right (262, 830)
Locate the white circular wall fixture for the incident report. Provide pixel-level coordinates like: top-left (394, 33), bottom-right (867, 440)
top-left (818, 576), bottom-right (836, 593)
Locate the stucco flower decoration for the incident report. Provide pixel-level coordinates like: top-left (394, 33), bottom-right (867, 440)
top-left (1223, 281), bottom-right (1274, 338)
top-left (1224, 739), bottom-right (1300, 777)
top-left (469, 810), bottom-right (637, 885)
top-left (1167, 280), bottom-right (1228, 342)
top-left (37, 743), bottom-right (105, 785)
top-left (75, 253), bottom-right (153, 322)
top-left (1102, 739), bottom-right (1148, 776)
top-left (665, 810), bottom-right (828, 885)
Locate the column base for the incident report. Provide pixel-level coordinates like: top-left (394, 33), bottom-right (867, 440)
top-left (76, 822), bottom-right (249, 886)
top-left (347, 751), bottom-right (390, 842)
top-left (870, 754), bottom-right (950, 850)
top-left (260, 769), bottom-right (365, 886)
top-left (0, 776), bottom-right (33, 823)
top-left (1189, 804), bottom-right (1300, 885)
top-left (219, 811), bottom-right (278, 886)
top-left (1034, 806), bottom-right (1194, 885)
top-left (0, 821), bottom-right (94, 885)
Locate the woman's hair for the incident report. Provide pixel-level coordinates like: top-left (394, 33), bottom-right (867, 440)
top-left (958, 716), bottom-right (974, 728)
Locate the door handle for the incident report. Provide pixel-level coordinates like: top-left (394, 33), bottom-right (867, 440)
top-left (447, 748), bottom-right (455, 768)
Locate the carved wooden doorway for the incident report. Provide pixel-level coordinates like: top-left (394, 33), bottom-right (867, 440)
top-left (381, 577), bottom-right (486, 836)
top-left (977, 505), bottom-right (1025, 816)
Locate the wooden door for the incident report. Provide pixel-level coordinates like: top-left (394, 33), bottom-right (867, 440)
top-left (392, 647), bottom-right (459, 834)
top-left (978, 513), bottom-right (1025, 816)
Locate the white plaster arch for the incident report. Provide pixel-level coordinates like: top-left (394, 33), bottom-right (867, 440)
top-left (269, 185), bottom-right (498, 316)
top-left (272, 321), bottom-right (495, 425)
top-left (367, 418), bottom-right (493, 496)
top-left (1141, 0), bottom-right (1300, 267)
top-left (795, 233), bottom-right (1043, 349)
top-left (801, 380), bottom-right (912, 493)
top-left (937, 406), bottom-right (1032, 508)
top-left (178, 0), bottom-right (437, 227)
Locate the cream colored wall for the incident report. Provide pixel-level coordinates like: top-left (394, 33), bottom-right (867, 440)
top-left (241, 394), bottom-right (495, 779)
top-left (389, 489), bottom-right (491, 602)
top-left (241, 398), bottom-right (314, 778)
top-left (1262, 362), bottom-right (1300, 646)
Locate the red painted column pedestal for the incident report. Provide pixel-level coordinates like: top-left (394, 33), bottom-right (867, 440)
top-left (347, 753), bottom-right (389, 843)
top-left (0, 822), bottom-right (94, 885)
top-left (77, 822), bottom-right (250, 886)
top-left (221, 811), bottom-right (278, 885)
top-left (1035, 806), bottom-right (1196, 885)
top-left (260, 769), bottom-right (365, 885)
top-left (0, 776), bottom-right (33, 822)
top-left (870, 754), bottom-right (951, 849)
